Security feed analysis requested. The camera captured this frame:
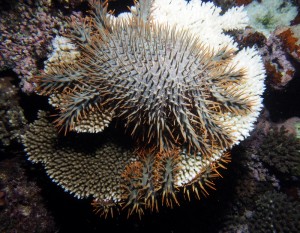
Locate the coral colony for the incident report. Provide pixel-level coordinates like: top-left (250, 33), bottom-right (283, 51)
top-left (22, 0), bottom-right (265, 218)
top-left (0, 0), bottom-right (63, 93)
top-left (245, 0), bottom-right (298, 38)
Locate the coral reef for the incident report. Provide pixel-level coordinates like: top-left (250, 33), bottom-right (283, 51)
top-left (22, 0), bottom-right (265, 217)
top-left (237, 26), bottom-right (300, 90)
top-left (221, 179), bottom-right (300, 233)
top-left (261, 33), bottom-right (296, 90)
top-left (0, 0), bottom-right (299, 231)
top-left (218, 110), bottom-right (300, 232)
top-left (275, 25), bottom-right (300, 62)
top-left (236, 0), bottom-right (300, 90)
top-left (0, 77), bottom-right (27, 148)
top-left (0, 0), bottom-right (64, 92)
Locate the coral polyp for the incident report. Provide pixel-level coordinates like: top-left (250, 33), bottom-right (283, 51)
top-left (23, 0), bottom-right (266, 218)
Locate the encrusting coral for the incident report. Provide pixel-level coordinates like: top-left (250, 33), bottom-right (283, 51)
top-left (23, 0), bottom-right (266, 217)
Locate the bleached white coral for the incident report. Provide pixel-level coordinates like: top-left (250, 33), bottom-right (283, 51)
top-left (44, 36), bottom-right (80, 73)
top-left (150, 0), bottom-right (265, 145)
top-left (151, 0), bottom-right (249, 50)
top-left (110, 0), bottom-right (265, 187)
top-left (245, 0), bottom-right (298, 38)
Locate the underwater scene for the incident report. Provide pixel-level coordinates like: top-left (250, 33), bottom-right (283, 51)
top-left (0, 0), bottom-right (300, 232)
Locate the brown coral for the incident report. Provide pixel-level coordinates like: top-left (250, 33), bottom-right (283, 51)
top-left (22, 111), bottom-right (137, 201)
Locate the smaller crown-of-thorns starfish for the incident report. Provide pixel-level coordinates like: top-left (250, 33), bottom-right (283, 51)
top-left (23, 0), bottom-right (266, 218)
top-left (22, 111), bottom-right (231, 218)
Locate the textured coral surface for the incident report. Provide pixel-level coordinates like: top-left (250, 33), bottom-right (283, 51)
top-left (0, 0), bottom-right (300, 232)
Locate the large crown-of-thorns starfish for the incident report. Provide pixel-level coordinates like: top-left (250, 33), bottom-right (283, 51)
top-left (24, 0), bottom-right (265, 218)
top-left (33, 0), bottom-right (264, 156)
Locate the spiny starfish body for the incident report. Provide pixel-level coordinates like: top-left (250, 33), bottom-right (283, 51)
top-left (24, 0), bottom-right (265, 217)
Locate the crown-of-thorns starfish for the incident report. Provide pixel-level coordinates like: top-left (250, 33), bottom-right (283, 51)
top-left (33, 0), bottom-right (265, 156)
top-left (25, 0), bottom-right (266, 218)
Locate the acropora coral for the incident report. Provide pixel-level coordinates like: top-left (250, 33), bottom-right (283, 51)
top-left (23, 0), bottom-right (265, 217)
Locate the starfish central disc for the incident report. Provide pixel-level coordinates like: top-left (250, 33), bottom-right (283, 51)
top-left (92, 21), bottom-right (249, 155)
